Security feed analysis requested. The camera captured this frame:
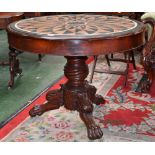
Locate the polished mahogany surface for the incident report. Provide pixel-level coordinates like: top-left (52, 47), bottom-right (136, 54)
top-left (0, 12), bottom-right (24, 29)
top-left (7, 14), bottom-right (145, 56)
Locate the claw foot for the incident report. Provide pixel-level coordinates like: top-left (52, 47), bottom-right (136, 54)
top-left (29, 105), bottom-right (43, 117)
top-left (80, 112), bottom-right (103, 140)
top-left (87, 124), bottom-right (103, 140)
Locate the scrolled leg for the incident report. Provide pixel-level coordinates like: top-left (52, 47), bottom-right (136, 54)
top-left (29, 89), bottom-right (63, 117)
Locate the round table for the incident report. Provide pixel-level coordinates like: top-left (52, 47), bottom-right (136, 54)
top-left (7, 14), bottom-right (146, 140)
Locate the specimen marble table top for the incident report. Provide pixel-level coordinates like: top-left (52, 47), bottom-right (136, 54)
top-left (9, 14), bottom-right (143, 39)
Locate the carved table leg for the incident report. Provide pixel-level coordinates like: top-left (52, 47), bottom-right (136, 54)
top-left (63, 56), bottom-right (104, 140)
top-left (29, 89), bottom-right (63, 117)
top-left (8, 46), bottom-right (22, 88)
top-left (80, 112), bottom-right (103, 140)
top-left (29, 56), bottom-right (104, 140)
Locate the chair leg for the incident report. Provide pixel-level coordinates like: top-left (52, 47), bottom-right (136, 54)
top-left (89, 56), bottom-right (98, 83)
top-left (124, 65), bottom-right (129, 87)
top-left (124, 53), bottom-right (130, 87)
top-left (124, 53), bottom-right (127, 60)
top-left (111, 54), bottom-right (113, 59)
top-left (105, 54), bottom-right (111, 67)
top-left (38, 54), bottom-right (42, 61)
top-left (130, 50), bottom-right (136, 69)
top-left (8, 46), bottom-right (22, 88)
top-left (90, 51), bottom-right (136, 87)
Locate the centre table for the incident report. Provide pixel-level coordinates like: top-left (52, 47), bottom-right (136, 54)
top-left (7, 14), bottom-right (145, 140)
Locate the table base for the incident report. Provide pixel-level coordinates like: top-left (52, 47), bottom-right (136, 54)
top-left (29, 56), bottom-right (105, 140)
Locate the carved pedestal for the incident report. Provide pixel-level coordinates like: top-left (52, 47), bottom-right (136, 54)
top-left (29, 56), bottom-right (105, 140)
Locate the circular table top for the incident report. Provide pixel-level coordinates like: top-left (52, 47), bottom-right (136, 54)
top-left (9, 14), bottom-right (142, 39)
top-left (7, 14), bottom-right (145, 56)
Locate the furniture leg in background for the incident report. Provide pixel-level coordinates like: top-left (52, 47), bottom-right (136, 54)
top-left (8, 47), bottom-right (22, 88)
top-left (89, 50), bottom-right (136, 87)
top-left (0, 12), bottom-right (44, 88)
top-left (0, 13), bottom-right (24, 87)
top-left (138, 18), bottom-right (155, 93)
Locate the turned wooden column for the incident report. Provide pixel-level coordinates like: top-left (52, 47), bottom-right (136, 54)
top-left (64, 56), bottom-right (88, 88)
top-left (63, 56), bottom-right (88, 110)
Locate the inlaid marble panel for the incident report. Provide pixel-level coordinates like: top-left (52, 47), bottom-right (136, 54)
top-left (11, 14), bottom-right (139, 39)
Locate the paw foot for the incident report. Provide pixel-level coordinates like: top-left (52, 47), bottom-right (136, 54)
top-left (29, 105), bottom-right (43, 117)
top-left (87, 125), bottom-right (103, 140)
